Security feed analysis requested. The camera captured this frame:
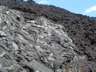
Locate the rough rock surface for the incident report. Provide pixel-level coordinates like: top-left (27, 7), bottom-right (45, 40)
top-left (0, 6), bottom-right (81, 72)
top-left (0, 0), bottom-right (96, 71)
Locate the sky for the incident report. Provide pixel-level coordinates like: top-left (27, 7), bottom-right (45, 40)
top-left (24, 0), bottom-right (96, 17)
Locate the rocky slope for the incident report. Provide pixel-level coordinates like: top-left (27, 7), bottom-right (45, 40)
top-left (0, 0), bottom-right (96, 72)
top-left (0, 6), bottom-right (85, 72)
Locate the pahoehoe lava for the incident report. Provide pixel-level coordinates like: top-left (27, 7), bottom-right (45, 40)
top-left (0, 0), bottom-right (96, 72)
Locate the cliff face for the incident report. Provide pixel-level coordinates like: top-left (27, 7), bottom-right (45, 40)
top-left (0, 0), bottom-right (96, 72)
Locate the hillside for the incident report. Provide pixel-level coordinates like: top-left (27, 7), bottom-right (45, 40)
top-left (0, 0), bottom-right (96, 72)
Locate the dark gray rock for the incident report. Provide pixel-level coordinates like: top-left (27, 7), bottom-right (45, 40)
top-left (28, 0), bottom-right (33, 1)
top-left (0, 6), bottom-right (79, 72)
top-left (11, 0), bottom-right (23, 2)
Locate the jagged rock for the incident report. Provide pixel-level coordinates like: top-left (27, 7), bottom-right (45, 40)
top-left (0, 0), bottom-right (96, 71)
top-left (0, 6), bottom-right (80, 72)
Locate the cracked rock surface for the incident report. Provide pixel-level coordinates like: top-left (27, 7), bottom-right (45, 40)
top-left (0, 6), bottom-right (80, 72)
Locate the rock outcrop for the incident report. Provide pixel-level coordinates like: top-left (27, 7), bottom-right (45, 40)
top-left (0, 6), bottom-right (81, 72)
top-left (0, 1), bottom-right (95, 71)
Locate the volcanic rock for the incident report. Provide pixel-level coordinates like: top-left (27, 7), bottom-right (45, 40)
top-left (0, 0), bottom-right (96, 71)
top-left (1, 1), bottom-right (95, 72)
top-left (0, 6), bottom-right (81, 72)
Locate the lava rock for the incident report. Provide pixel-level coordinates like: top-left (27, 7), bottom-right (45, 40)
top-left (0, 6), bottom-right (79, 72)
